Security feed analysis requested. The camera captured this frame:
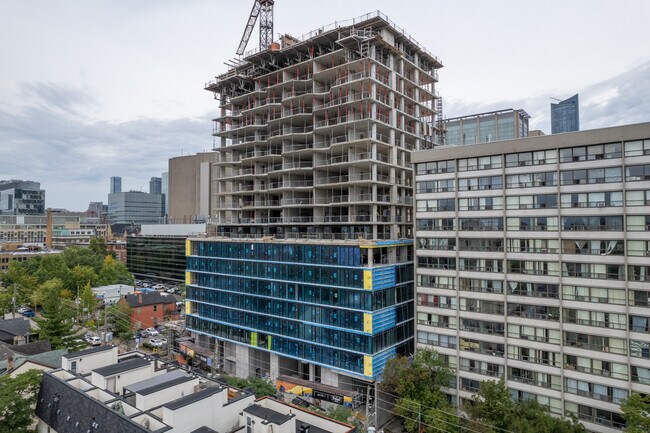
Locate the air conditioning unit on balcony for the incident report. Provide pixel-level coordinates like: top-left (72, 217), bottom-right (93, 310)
top-left (597, 202), bottom-right (606, 207)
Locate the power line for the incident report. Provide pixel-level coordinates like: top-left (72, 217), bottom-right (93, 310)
top-left (100, 306), bottom-right (521, 433)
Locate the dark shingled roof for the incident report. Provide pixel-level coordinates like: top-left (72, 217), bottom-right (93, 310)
top-left (0, 318), bottom-right (31, 337)
top-left (137, 375), bottom-right (195, 396)
top-left (163, 386), bottom-right (223, 410)
top-left (12, 339), bottom-right (52, 355)
top-left (124, 291), bottom-right (176, 307)
top-left (0, 340), bottom-right (53, 362)
top-left (93, 358), bottom-right (150, 376)
top-left (243, 404), bottom-right (292, 425)
top-left (63, 345), bottom-right (114, 359)
top-left (190, 426), bottom-right (219, 433)
top-left (191, 427), bottom-right (219, 433)
top-left (35, 373), bottom-right (151, 433)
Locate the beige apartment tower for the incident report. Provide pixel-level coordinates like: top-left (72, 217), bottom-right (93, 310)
top-left (413, 122), bottom-right (650, 432)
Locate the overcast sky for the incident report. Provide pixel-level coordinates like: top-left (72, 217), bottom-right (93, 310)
top-left (1, 0), bottom-right (649, 210)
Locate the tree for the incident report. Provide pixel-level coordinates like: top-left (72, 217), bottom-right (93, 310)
top-left (222, 375), bottom-right (276, 398)
top-left (621, 393), bottom-right (650, 433)
top-left (88, 236), bottom-right (109, 258)
top-left (107, 301), bottom-right (134, 339)
top-left (466, 379), bottom-right (585, 433)
top-left (79, 282), bottom-right (99, 315)
top-left (97, 255), bottom-right (134, 286)
top-left (33, 279), bottom-right (80, 350)
top-left (69, 265), bottom-right (98, 300)
top-left (61, 246), bottom-right (103, 275)
top-left (1, 262), bottom-right (39, 308)
top-left (380, 348), bottom-right (457, 433)
top-left (326, 405), bottom-right (354, 423)
top-left (0, 369), bottom-right (43, 433)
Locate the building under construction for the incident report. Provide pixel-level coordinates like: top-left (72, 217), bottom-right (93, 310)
top-left (186, 9), bottom-right (442, 394)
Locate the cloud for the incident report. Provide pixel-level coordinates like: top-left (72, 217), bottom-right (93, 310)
top-left (0, 82), bottom-right (213, 210)
top-left (443, 59), bottom-right (650, 133)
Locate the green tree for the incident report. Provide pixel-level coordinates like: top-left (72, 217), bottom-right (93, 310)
top-left (88, 236), bottom-right (109, 258)
top-left (61, 246), bottom-right (104, 275)
top-left (326, 405), bottom-right (353, 423)
top-left (0, 369), bottom-right (43, 433)
top-left (33, 279), bottom-right (80, 350)
top-left (380, 348), bottom-right (457, 433)
top-left (69, 265), bottom-right (98, 299)
top-left (222, 375), bottom-right (276, 398)
top-left (466, 379), bottom-right (585, 433)
top-left (107, 301), bottom-right (134, 338)
top-left (1, 261), bottom-right (39, 307)
top-left (621, 393), bottom-right (650, 433)
top-left (79, 282), bottom-right (99, 316)
top-left (97, 255), bottom-right (134, 286)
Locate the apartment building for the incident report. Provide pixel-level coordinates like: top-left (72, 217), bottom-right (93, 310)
top-left (413, 122), bottom-right (650, 432)
top-left (189, 10), bottom-right (442, 391)
top-left (0, 180), bottom-right (45, 215)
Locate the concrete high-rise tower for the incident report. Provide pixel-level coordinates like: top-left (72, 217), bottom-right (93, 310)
top-left (186, 11), bottom-right (443, 392)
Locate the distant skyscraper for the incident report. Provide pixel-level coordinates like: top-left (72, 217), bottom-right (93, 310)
top-left (551, 94), bottom-right (580, 134)
top-left (110, 177), bottom-right (122, 194)
top-left (149, 177), bottom-right (162, 195)
top-left (161, 172), bottom-right (168, 216)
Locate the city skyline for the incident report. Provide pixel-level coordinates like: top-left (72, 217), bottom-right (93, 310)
top-left (1, 0), bottom-right (649, 210)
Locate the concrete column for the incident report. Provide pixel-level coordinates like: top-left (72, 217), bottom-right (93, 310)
top-left (320, 367), bottom-right (339, 388)
top-left (235, 344), bottom-right (249, 378)
top-left (309, 363), bottom-right (316, 382)
top-left (270, 353), bottom-right (280, 381)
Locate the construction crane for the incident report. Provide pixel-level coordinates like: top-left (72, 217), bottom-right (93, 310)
top-left (236, 0), bottom-right (274, 56)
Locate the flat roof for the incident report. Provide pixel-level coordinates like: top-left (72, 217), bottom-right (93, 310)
top-left (243, 404), bottom-right (293, 425)
top-left (62, 345), bottom-right (114, 359)
top-left (413, 121), bottom-right (650, 163)
top-left (163, 386), bottom-right (224, 410)
top-left (136, 375), bottom-right (195, 396)
top-left (125, 370), bottom-right (191, 394)
top-left (92, 358), bottom-right (150, 376)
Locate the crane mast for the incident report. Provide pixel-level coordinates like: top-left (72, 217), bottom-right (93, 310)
top-left (236, 0), bottom-right (275, 56)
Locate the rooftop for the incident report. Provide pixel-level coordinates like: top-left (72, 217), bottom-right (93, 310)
top-left (62, 345), bottom-right (114, 359)
top-left (123, 291), bottom-right (176, 307)
top-left (0, 318), bottom-right (32, 338)
top-left (92, 358), bottom-right (150, 376)
top-left (244, 404), bottom-right (293, 425)
top-left (163, 386), bottom-right (223, 410)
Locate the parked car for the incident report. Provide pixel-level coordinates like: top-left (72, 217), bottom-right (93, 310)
top-left (150, 338), bottom-right (167, 348)
top-left (146, 327), bottom-right (159, 336)
top-left (17, 306), bottom-right (30, 313)
top-left (21, 309), bottom-right (35, 317)
top-left (139, 330), bottom-right (149, 338)
top-left (89, 336), bottom-right (102, 346)
top-left (166, 288), bottom-right (176, 294)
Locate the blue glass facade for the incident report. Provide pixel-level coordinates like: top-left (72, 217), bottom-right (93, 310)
top-left (185, 239), bottom-right (414, 378)
top-left (551, 94), bottom-right (580, 134)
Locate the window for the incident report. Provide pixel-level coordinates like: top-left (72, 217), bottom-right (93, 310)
top-left (416, 159), bottom-right (455, 175)
top-left (153, 305), bottom-right (158, 312)
top-left (624, 139), bottom-right (650, 156)
top-left (626, 164), bottom-right (650, 181)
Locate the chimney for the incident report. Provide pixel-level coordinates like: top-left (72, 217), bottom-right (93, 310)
top-left (45, 208), bottom-right (53, 249)
top-left (7, 356), bottom-right (14, 371)
top-left (138, 294), bottom-right (143, 304)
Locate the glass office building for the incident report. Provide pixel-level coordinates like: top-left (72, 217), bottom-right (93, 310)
top-left (551, 94), bottom-right (580, 134)
top-left (127, 235), bottom-right (187, 282)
